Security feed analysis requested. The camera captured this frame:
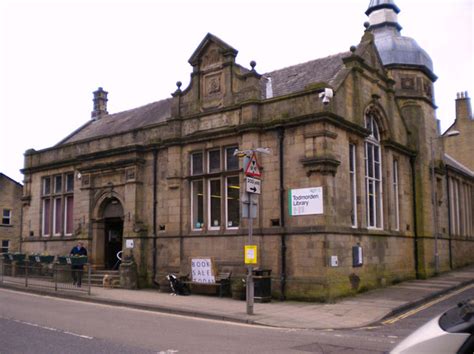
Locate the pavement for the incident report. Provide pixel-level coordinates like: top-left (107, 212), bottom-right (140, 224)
top-left (2, 265), bottom-right (474, 330)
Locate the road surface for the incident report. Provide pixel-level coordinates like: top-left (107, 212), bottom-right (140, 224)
top-left (1, 285), bottom-right (472, 353)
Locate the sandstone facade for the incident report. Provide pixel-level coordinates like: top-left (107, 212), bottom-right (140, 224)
top-left (20, 2), bottom-right (473, 300)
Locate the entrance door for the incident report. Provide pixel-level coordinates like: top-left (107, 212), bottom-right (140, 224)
top-left (104, 218), bottom-right (123, 269)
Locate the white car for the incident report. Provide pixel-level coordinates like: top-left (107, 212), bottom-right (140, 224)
top-left (391, 299), bottom-right (474, 353)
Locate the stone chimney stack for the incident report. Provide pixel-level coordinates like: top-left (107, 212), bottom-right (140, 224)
top-left (91, 87), bottom-right (108, 119)
top-left (455, 91), bottom-right (472, 122)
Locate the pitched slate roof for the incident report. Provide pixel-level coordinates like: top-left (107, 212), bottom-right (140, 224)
top-left (59, 98), bottom-right (171, 145)
top-left (0, 172), bottom-right (22, 186)
top-left (262, 52), bottom-right (349, 98)
top-left (59, 51), bottom-right (349, 145)
top-left (444, 154), bottom-right (474, 177)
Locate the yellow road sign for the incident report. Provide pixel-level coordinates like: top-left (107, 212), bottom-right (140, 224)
top-left (244, 245), bottom-right (258, 264)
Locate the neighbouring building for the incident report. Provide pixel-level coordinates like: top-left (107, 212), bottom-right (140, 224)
top-left (20, 0), bottom-right (474, 300)
top-left (0, 173), bottom-right (23, 254)
top-left (443, 92), bottom-right (474, 171)
top-left (442, 92), bottom-right (474, 265)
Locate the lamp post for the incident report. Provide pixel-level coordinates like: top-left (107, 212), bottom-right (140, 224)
top-left (430, 130), bottom-right (460, 274)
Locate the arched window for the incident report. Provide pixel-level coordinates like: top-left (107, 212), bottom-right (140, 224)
top-left (365, 113), bottom-right (383, 229)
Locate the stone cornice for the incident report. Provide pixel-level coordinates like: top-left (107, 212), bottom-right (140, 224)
top-left (382, 139), bottom-right (417, 157)
top-left (161, 112), bottom-right (370, 149)
top-left (78, 158), bottom-right (146, 174)
top-left (25, 111), bottom-right (372, 172)
top-left (21, 145), bottom-right (146, 174)
top-left (301, 156), bottom-right (341, 176)
top-left (395, 94), bottom-right (437, 109)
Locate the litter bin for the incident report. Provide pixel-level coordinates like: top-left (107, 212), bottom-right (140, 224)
top-left (252, 269), bottom-right (272, 303)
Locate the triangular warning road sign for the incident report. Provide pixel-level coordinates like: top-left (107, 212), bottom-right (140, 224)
top-left (245, 153), bottom-right (261, 178)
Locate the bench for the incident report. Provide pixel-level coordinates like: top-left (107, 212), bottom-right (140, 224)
top-left (183, 272), bottom-right (232, 297)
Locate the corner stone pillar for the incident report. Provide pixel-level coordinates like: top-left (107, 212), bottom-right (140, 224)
top-left (119, 249), bottom-right (138, 289)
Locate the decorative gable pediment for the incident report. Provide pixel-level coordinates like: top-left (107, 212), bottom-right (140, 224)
top-left (343, 31), bottom-right (389, 81)
top-left (357, 39), bottom-right (387, 75)
top-left (188, 33), bottom-right (238, 70)
top-left (172, 33), bottom-right (261, 119)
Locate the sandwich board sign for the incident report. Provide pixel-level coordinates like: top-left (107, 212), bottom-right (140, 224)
top-left (191, 258), bottom-right (216, 283)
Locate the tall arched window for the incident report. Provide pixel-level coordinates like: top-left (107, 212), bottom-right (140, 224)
top-left (365, 113), bottom-right (383, 229)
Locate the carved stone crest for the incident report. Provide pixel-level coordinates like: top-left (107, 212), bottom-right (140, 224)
top-left (401, 77), bottom-right (415, 90)
top-left (81, 174), bottom-right (90, 187)
top-left (205, 73), bottom-right (222, 96)
top-left (423, 79), bottom-right (433, 99)
top-left (125, 167), bottom-right (136, 181)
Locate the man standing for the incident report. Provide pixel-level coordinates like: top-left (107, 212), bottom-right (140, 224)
top-left (70, 241), bottom-right (87, 287)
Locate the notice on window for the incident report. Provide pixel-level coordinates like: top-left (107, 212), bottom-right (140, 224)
top-left (288, 187), bottom-right (324, 216)
top-left (191, 258), bottom-right (215, 283)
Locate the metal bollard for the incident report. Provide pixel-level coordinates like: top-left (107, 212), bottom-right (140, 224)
top-left (25, 262), bottom-right (29, 288)
top-left (88, 264), bottom-right (91, 295)
top-left (54, 265), bottom-right (58, 292)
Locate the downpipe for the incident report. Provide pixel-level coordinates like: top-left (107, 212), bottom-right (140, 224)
top-left (410, 156), bottom-right (420, 279)
top-left (445, 172), bottom-right (453, 269)
top-left (278, 127), bottom-right (287, 301)
top-left (152, 149), bottom-right (160, 287)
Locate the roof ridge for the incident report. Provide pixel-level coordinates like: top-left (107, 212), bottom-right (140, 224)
top-left (58, 97), bottom-right (172, 145)
top-left (105, 97), bottom-right (172, 119)
top-left (0, 172), bottom-right (22, 186)
top-left (444, 153), bottom-right (474, 176)
top-left (263, 51), bottom-right (351, 77)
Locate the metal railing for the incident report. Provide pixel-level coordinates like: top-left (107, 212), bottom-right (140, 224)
top-left (0, 260), bottom-right (91, 295)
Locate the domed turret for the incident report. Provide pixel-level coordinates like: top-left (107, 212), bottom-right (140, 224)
top-left (366, 0), bottom-right (436, 80)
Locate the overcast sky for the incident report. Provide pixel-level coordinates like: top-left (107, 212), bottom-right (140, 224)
top-left (1, 0), bottom-right (472, 183)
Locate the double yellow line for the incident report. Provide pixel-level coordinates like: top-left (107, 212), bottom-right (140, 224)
top-left (382, 283), bottom-right (474, 325)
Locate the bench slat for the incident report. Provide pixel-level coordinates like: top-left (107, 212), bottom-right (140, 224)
top-left (183, 272), bottom-right (231, 297)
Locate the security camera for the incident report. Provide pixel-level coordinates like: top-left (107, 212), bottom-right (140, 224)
top-left (319, 88), bottom-right (334, 105)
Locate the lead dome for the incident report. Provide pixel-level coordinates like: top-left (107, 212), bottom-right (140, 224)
top-left (366, 0), bottom-right (435, 80)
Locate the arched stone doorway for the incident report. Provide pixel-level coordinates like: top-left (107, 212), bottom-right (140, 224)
top-left (95, 197), bottom-right (124, 269)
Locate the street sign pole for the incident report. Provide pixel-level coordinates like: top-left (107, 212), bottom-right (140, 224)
top-left (246, 190), bottom-right (254, 315)
top-left (234, 147), bottom-right (270, 316)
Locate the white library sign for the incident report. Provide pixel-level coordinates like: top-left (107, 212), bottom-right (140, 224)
top-left (288, 187), bottom-right (324, 216)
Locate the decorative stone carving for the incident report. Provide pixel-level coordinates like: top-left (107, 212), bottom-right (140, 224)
top-left (202, 48), bottom-right (220, 69)
top-left (204, 73), bottom-right (222, 97)
top-left (423, 79), bottom-right (433, 99)
top-left (209, 76), bottom-right (220, 94)
top-left (125, 167), bottom-right (136, 181)
top-left (401, 77), bottom-right (415, 90)
top-left (81, 174), bottom-right (90, 187)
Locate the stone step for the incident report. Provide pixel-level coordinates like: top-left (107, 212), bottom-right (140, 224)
top-left (89, 275), bottom-right (120, 281)
top-left (90, 272), bottom-right (119, 277)
top-left (88, 270), bottom-right (121, 288)
top-left (91, 270), bottom-right (119, 275)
